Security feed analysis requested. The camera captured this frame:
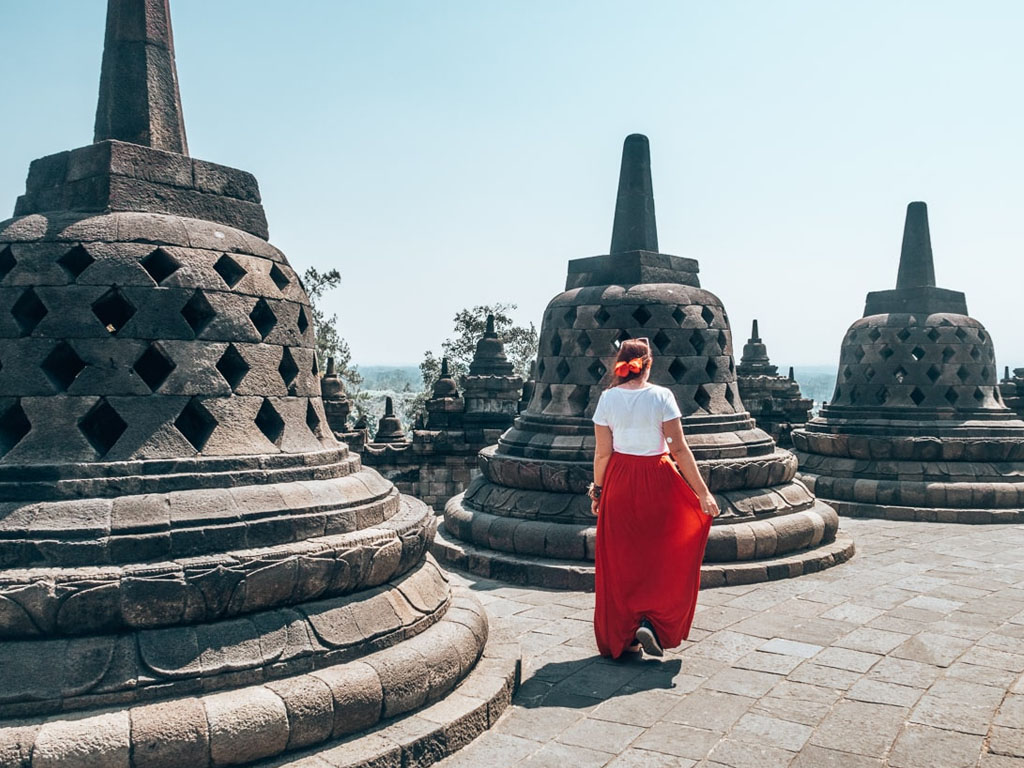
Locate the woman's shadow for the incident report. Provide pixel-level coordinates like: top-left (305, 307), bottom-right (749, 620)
top-left (516, 654), bottom-right (684, 709)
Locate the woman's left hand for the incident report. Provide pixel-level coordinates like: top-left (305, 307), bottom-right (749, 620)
top-left (699, 493), bottom-right (720, 518)
top-left (590, 498), bottom-right (599, 517)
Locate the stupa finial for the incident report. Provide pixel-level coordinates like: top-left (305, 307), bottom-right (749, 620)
top-left (94, 0), bottom-right (189, 154)
top-left (895, 202), bottom-right (936, 289)
top-left (751, 319), bottom-right (760, 342)
top-left (609, 134), bottom-right (658, 254)
top-left (326, 356), bottom-right (337, 376)
top-left (441, 357), bottom-right (450, 378)
top-left (384, 396), bottom-right (395, 416)
top-left (485, 314), bottom-right (496, 337)
top-left (788, 366), bottom-right (795, 381)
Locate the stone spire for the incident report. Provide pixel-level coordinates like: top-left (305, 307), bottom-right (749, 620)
top-left (320, 356), bottom-right (352, 434)
top-left (432, 357), bottom-right (459, 398)
top-left (609, 134), bottom-right (658, 254)
top-left (94, 0), bottom-right (189, 155)
top-left (896, 202), bottom-right (935, 289)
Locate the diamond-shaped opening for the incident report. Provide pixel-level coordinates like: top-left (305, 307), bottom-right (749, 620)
top-left (616, 329), bottom-right (631, 347)
top-left (705, 357), bottom-right (718, 380)
top-left (181, 290), bottom-right (216, 337)
top-left (945, 387), bottom-right (959, 406)
top-left (926, 364), bottom-right (941, 384)
top-left (689, 329), bottom-right (705, 355)
top-left (864, 365), bottom-right (876, 381)
top-left (550, 331), bottom-right (562, 357)
top-left (632, 305), bottom-right (652, 326)
top-left (78, 398), bottom-right (127, 457)
top-left (982, 366), bottom-right (991, 380)
top-left (717, 330), bottom-right (728, 352)
top-left (694, 384), bottom-right (712, 412)
top-left (853, 346), bottom-right (866, 362)
top-left (911, 346), bottom-right (926, 361)
top-left (555, 358), bottom-right (571, 382)
top-left (843, 365), bottom-right (853, 380)
top-left (974, 387), bottom-right (985, 402)
top-left (537, 360), bottom-right (546, 378)
top-left (724, 385), bottom-right (736, 409)
top-left (927, 328), bottom-right (941, 342)
top-left (213, 254), bottom-right (246, 288)
top-left (652, 330), bottom-right (671, 354)
top-left (700, 306), bottom-right (715, 327)
top-left (562, 307), bottom-right (577, 327)
top-left (595, 307), bottom-right (611, 326)
top-left (868, 327), bottom-right (882, 342)
top-left (955, 327), bottom-right (969, 342)
top-left (940, 318), bottom-right (954, 326)
top-left (12, 288), bottom-right (48, 336)
top-left (140, 247), bottom-right (180, 284)
top-left (894, 365), bottom-right (908, 383)
top-left (942, 347), bottom-right (956, 362)
top-left (42, 342), bottom-right (86, 392)
top-left (311, 354), bottom-right (319, 377)
top-left (568, 385), bottom-right (590, 413)
top-left (175, 397), bottom-right (217, 452)
top-left (216, 344), bottom-right (250, 391)
top-left (133, 343), bottom-right (176, 392)
top-left (848, 385), bottom-right (860, 404)
top-left (970, 346), bottom-right (981, 361)
top-left (578, 330), bottom-right (592, 353)
top-left (58, 245), bottom-right (95, 280)
top-left (0, 400), bottom-right (30, 456)
top-left (249, 298), bottom-right (277, 340)
top-left (0, 246), bottom-right (15, 282)
top-left (255, 398), bottom-right (285, 446)
top-left (876, 386), bottom-right (888, 404)
top-left (306, 400), bottom-right (321, 435)
top-left (668, 358), bottom-right (687, 382)
top-left (540, 384), bottom-right (553, 411)
top-left (880, 346), bottom-right (895, 360)
top-left (910, 387), bottom-right (926, 406)
top-left (297, 306), bottom-right (310, 335)
top-left (956, 364), bottom-right (970, 383)
top-left (978, 329), bottom-right (987, 343)
top-left (587, 359), bottom-right (606, 382)
top-left (897, 328), bottom-right (912, 342)
top-left (92, 288), bottom-right (136, 335)
top-left (672, 306), bottom-right (685, 326)
top-left (834, 385), bottom-right (842, 401)
top-left (279, 347), bottom-right (299, 389)
top-left (269, 264), bottom-right (290, 291)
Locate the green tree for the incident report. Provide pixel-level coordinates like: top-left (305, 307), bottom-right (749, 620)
top-left (302, 267), bottom-right (362, 390)
top-left (415, 303), bottom-right (538, 417)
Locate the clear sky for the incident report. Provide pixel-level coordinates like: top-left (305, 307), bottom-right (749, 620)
top-left (2, 1), bottom-right (1022, 370)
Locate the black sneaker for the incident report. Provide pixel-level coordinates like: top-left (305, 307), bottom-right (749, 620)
top-left (635, 619), bottom-right (664, 657)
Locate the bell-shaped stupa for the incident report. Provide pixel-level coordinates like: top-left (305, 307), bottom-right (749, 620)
top-left (793, 203), bottom-right (1024, 523)
top-left (736, 320), bottom-right (813, 447)
top-left (0, 3), bottom-right (516, 765)
top-left (433, 135), bottom-right (853, 589)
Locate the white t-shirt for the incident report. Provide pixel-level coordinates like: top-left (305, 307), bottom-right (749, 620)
top-left (592, 384), bottom-right (682, 456)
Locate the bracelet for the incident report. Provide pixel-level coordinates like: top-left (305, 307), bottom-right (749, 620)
top-left (587, 483), bottom-right (602, 501)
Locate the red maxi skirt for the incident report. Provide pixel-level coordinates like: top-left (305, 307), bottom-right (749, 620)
top-left (594, 452), bottom-right (712, 659)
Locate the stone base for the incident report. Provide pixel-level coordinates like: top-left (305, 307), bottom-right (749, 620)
top-left (253, 615), bottom-right (521, 768)
top-left (812, 496), bottom-right (1024, 524)
top-left (432, 523), bottom-right (856, 591)
top-left (0, 587), bottom-right (520, 768)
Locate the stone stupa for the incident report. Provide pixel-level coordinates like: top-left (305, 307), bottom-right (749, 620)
top-left (433, 135), bottom-right (853, 589)
top-left (0, 2), bottom-right (516, 766)
top-left (736, 320), bottom-right (813, 447)
top-left (793, 202), bottom-right (1024, 523)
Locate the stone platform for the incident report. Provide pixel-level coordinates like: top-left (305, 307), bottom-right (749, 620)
top-left (435, 518), bottom-right (1024, 768)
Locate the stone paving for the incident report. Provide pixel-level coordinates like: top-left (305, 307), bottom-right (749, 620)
top-left (437, 518), bottom-right (1024, 768)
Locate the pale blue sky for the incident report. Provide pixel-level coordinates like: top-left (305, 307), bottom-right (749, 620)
top-left (2, 1), bottom-right (1022, 369)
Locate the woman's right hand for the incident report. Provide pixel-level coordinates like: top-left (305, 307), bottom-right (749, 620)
top-left (590, 498), bottom-right (599, 517)
top-left (699, 492), bottom-right (720, 518)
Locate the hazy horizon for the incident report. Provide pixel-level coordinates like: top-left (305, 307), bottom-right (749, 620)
top-left (2, 1), bottom-right (1022, 371)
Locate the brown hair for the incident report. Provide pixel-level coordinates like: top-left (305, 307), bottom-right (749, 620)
top-left (605, 338), bottom-right (652, 388)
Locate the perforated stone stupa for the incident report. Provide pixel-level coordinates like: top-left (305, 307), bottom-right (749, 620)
top-left (793, 202), bottom-right (1024, 523)
top-left (432, 134), bottom-right (853, 589)
top-left (736, 320), bottom-right (813, 447)
top-left (0, 3), bottom-right (516, 766)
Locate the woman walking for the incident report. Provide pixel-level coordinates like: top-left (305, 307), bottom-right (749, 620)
top-left (590, 338), bottom-right (720, 659)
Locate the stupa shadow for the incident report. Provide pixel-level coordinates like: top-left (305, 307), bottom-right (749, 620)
top-left (517, 655), bottom-right (683, 709)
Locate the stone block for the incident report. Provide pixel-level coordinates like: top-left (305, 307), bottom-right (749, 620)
top-left (130, 697), bottom-right (210, 768)
top-left (205, 687), bottom-right (289, 766)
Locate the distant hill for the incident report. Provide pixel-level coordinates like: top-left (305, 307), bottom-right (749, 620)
top-left (354, 365), bottom-right (421, 393)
